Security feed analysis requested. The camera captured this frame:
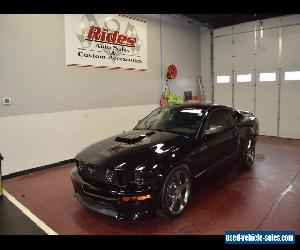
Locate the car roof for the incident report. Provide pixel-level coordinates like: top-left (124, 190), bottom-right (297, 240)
top-left (163, 103), bottom-right (232, 111)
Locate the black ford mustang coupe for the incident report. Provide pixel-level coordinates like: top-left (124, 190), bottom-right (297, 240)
top-left (71, 104), bottom-right (259, 220)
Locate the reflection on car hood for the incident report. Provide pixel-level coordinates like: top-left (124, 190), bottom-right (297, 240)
top-left (75, 129), bottom-right (190, 171)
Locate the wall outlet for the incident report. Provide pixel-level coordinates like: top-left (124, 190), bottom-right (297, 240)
top-left (2, 97), bottom-right (12, 105)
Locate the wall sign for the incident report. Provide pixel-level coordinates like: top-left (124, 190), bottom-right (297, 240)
top-left (64, 14), bottom-right (147, 71)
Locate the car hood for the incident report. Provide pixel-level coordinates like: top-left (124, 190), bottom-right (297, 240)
top-left (75, 129), bottom-right (190, 171)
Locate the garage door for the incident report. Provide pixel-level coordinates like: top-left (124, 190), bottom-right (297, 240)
top-left (280, 23), bottom-right (300, 139)
top-left (234, 29), bottom-right (255, 114)
top-left (214, 34), bottom-right (233, 107)
top-left (213, 16), bottom-right (300, 139)
top-left (255, 23), bottom-right (279, 137)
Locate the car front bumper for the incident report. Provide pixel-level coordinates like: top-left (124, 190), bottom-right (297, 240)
top-left (70, 167), bottom-right (157, 220)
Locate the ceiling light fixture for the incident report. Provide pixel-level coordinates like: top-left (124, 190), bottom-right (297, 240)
top-left (260, 20), bottom-right (264, 39)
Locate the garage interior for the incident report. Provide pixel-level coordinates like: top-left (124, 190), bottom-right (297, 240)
top-left (0, 14), bottom-right (300, 235)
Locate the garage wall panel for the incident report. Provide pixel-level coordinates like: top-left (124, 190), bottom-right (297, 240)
top-left (162, 15), bottom-right (201, 97)
top-left (0, 14), bottom-right (202, 117)
top-left (281, 14), bottom-right (300, 26)
top-left (234, 84), bottom-right (254, 113)
top-left (279, 120), bottom-right (300, 139)
top-left (214, 26), bottom-right (232, 37)
top-left (0, 104), bottom-right (158, 176)
top-left (0, 14), bottom-right (161, 116)
top-left (234, 21), bottom-right (256, 34)
top-left (282, 25), bottom-right (300, 68)
top-left (256, 29), bottom-right (279, 70)
top-left (260, 17), bottom-right (281, 29)
top-left (214, 85), bottom-right (232, 106)
top-left (214, 36), bottom-right (233, 73)
top-left (255, 27), bottom-right (279, 136)
top-left (279, 23), bottom-right (300, 138)
top-left (233, 31), bottom-right (255, 112)
top-left (256, 84), bottom-right (278, 136)
top-left (200, 26), bottom-right (212, 103)
top-left (214, 35), bottom-right (233, 106)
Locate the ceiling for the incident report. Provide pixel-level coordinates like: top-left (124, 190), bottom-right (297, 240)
top-left (183, 14), bottom-right (287, 28)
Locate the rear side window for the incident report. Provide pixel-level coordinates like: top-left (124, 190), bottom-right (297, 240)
top-left (205, 109), bottom-right (236, 132)
top-left (234, 110), bottom-right (244, 121)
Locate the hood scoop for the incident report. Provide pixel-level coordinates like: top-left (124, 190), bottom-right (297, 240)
top-left (115, 131), bottom-right (155, 144)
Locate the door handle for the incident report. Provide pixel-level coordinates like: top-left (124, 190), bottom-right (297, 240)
top-left (190, 145), bottom-right (207, 156)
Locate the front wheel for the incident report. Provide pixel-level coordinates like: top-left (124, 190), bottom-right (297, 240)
top-left (159, 166), bottom-right (191, 219)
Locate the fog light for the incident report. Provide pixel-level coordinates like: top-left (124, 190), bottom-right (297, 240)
top-left (122, 194), bottom-right (151, 202)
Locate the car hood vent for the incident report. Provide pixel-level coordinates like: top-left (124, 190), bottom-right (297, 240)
top-left (115, 131), bottom-right (155, 144)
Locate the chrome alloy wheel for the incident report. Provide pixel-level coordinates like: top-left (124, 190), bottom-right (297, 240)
top-left (246, 142), bottom-right (255, 167)
top-left (166, 170), bottom-right (191, 215)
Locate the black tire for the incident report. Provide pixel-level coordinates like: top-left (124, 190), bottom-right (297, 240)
top-left (238, 138), bottom-right (256, 169)
top-left (159, 165), bottom-right (192, 219)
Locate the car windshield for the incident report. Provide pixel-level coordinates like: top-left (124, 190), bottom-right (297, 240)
top-left (134, 107), bottom-right (205, 136)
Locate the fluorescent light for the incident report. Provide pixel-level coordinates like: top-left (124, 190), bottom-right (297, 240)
top-left (285, 71), bottom-right (300, 80)
top-left (259, 72), bottom-right (276, 82)
top-left (260, 21), bottom-right (264, 39)
top-left (216, 75), bottom-right (230, 83)
top-left (237, 74), bottom-right (252, 83)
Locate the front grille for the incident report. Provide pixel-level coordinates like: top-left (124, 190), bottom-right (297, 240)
top-left (74, 192), bottom-right (118, 218)
top-left (76, 161), bottom-right (118, 187)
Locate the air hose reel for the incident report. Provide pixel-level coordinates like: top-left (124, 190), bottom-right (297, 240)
top-left (166, 64), bottom-right (177, 79)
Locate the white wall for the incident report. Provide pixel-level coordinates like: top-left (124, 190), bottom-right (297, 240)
top-left (162, 15), bottom-right (201, 97)
top-left (0, 14), bottom-right (161, 116)
top-left (0, 14), bottom-right (207, 175)
top-left (0, 104), bottom-right (157, 175)
top-left (200, 26), bottom-right (212, 103)
top-left (0, 14), bottom-right (203, 117)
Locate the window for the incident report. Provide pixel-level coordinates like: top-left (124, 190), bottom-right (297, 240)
top-left (234, 110), bottom-right (244, 121)
top-left (237, 74), bottom-right (252, 82)
top-left (284, 71), bottom-right (300, 80)
top-left (205, 109), bottom-right (235, 133)
top-left (217, 75), bottom-right (230, 84)
top-left (135, 107), bottom-right (205, 136)
top-left (259, 72), bottom-right (276, 82)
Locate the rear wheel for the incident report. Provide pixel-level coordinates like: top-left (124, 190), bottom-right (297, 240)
top-left (239, 138), bottom-right (256, 169)
top-left (159, 166), bottom-right (191, 219)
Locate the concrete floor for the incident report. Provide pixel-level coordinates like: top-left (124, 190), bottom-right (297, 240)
top-left (3, 136), bottom-right (300, 235)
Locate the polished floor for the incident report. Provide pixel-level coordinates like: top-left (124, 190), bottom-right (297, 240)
top-left (2, 136), bottom-right (300, 235)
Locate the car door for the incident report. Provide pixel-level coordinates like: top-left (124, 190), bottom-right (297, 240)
top-left (215, 109), bottom-right (239, 166)
top-left (190, 108), bottom-right (238, 177)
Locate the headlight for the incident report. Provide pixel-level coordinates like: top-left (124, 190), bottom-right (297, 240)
top-left (134, 171), bottom-right (144, 186)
